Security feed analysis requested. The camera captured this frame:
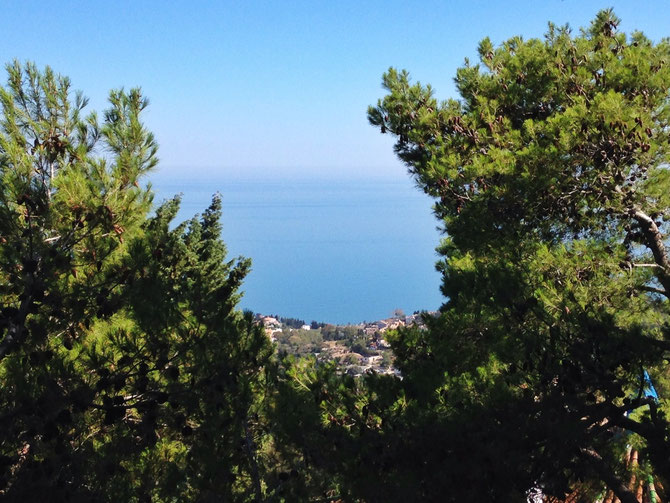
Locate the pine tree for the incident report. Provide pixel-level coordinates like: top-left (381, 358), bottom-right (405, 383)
top-left (363, 10), bottom-right (670, 501)
top-left (0, 62), bottom-right (273, 501)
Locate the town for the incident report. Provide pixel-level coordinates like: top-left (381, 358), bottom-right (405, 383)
top-left (255, 311), bottom-right (436, 376)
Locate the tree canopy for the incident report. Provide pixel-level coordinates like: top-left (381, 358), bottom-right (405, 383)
top-left (364, 8), bottom-right (670, 502)
top-left (0, 62), bottom-right (274, 502)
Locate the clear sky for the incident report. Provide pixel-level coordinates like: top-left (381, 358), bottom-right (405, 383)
top-left (1, 1), bottom-right (668, 179)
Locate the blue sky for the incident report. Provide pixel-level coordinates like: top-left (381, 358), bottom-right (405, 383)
top-left (1, 1), bottom-right (668, 179)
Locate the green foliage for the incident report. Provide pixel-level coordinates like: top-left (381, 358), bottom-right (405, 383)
top-left (277, 316), bottom-right (306, 329)
top-left (356, 9), bottom-right (670, 501)
top-left (321, 323), bottom-right (361, 342)
top-left (349, 335), bottom-right (374, 357)
top-left (274, 328), bottom-right (323, 355)
top-left (269, 355), bottom-right (411, 501)
top-left (0, 62), bottom-right (273, 502)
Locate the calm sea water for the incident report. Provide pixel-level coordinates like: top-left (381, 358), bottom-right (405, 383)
top-left (150, 172), bottom-right (444, 324)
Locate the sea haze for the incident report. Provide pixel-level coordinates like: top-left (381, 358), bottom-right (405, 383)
top-left (149, 171), bottom-right (444, 324)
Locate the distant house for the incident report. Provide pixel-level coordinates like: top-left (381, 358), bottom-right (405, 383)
top-left (386, 319), bottom-right (405, 330)
top-left (261, 316), bottom-right (281, 330)
top-left (300, 324), bottom-right (311, 331)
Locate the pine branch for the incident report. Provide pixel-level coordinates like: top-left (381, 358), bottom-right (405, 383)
top-left (579, 448), bottom-right (639, 503)
top-left (631, 208), bottom-right (670, 297)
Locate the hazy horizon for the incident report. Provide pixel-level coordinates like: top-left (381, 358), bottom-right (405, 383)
top-left (150, 172), bottom-right (444, 324)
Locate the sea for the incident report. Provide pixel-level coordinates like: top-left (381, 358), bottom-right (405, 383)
top-left (149, 172), bottom-right (444, 325)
